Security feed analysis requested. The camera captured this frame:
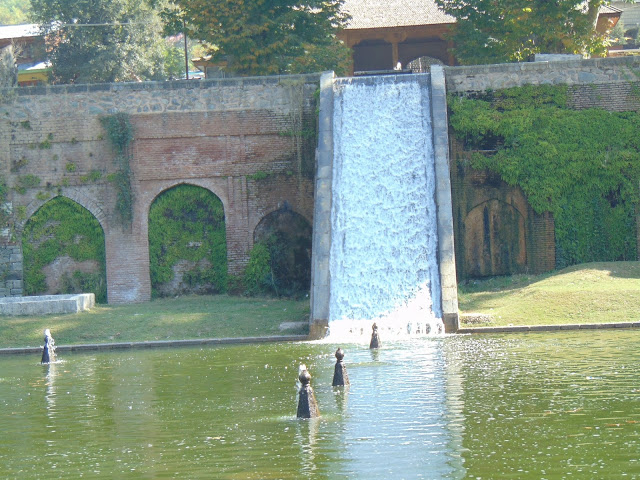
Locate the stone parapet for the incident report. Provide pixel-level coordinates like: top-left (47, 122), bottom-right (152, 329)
top-left (445, 56), bottom-right (640, 94)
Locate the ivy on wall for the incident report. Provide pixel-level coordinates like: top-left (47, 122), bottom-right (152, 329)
top-left (22, 196), bottom-right (107, 302)
top-left (148, 184), bottom-right (227, 297)
top-left (448, 85), bottom-right (640, 267)
top-left (244, 209), bottom-right (312, 297)
top-left (100, 112), bottom-right (134, 226)
top-left (0, 176), bottom-right (10, 244)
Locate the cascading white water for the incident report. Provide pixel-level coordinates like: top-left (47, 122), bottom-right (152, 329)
top-left (329, 75), bottom-right (443, 340)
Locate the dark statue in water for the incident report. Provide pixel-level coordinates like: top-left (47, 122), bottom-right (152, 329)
top-left (332, 348), bottom-right (350, 386)
top-left (296, 368), bottom-right (320, 418)
top-left (370, 323), bottom-right (381, 349)
top-left (41, 329), bottom-right (56, 364)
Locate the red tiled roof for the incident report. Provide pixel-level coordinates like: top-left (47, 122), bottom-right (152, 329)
top-left (342, 0), bottom-right (455, 29)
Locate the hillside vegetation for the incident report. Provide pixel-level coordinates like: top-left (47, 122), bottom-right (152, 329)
top-left (0, 0), bottom-right (30, 25)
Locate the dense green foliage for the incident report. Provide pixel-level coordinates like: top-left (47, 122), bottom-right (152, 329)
top-left (100, 113), bottom-right (133, 225)
top-left (167, 0), bottom-right (351, 76)
top-left (0, 177), bottom-right (9, 239)
top-left (22, 197), bottom-right (107, 302)
top-left (245, 210), bottom-right (312, 297)
top-left (148, 185), bottom-right (227, 297)
top-left (30, 0), bottom-right (172, 83)
top-left (244, 242), bottom-right (273, 295)
top-left (449, 85), bottom-right (640, 267)
top-left (0, 0), bottom-right (30, 25)
top-left (0, 46), bottom-right (17, 88)
top-left (435, 0), bottom-right (626, 64)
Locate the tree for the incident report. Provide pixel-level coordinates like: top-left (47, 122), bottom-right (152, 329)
top-left (30, 0), bottom-right (172, 84)
top-left (0, 46), bottom-right (18, 88)
top-left (167, 0), bottom-right (351, 76)
top-left (0, 0), bottom-right (30, 25)
top-left (435, 0), bottom-right (627, 65)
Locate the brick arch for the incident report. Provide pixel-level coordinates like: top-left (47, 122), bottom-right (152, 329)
top-left (250, 203), bottom-right (312, 245)
top-left (253, 206), bottom-right (312, 241)
top-left (18, 189), bottom-right (107, 235)
top-left (463, 199), bottom-right (527, 278)
top-left (141, 180), bottom-right (229, 221)
top-left (19, 193), bottom-right (108, 301)
top-left (145, 182), bottom-right (229, 297)
top-left (252, 206), bottom-right (313, 293)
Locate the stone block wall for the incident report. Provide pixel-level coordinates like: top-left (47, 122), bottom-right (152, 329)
top-left (0, 246), bottom-right (22, 296)
top-left (445, 56), bottom-right (640, 93)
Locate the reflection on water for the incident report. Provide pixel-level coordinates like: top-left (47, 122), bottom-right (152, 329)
top-left (0, 330), bottom-right (639, 478)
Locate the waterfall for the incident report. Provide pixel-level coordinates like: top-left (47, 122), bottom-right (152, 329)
top-left (328, 75), bottom-right (443, 339)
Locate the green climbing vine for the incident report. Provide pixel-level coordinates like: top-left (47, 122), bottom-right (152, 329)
top-left (22, 196), bottom-right (107, 302)
top-left (278, 78), bottom-right (317, 179)
top-left (0, 176), bottom-right (9, 241)
top-left (244, 210), bottom-right (312, 297)
top-left (100, 112), bottom-right (133, 226)
top-left (448, 84), bottom-right (640, 267)
top-left (148, 185), bottom-right (227, 297)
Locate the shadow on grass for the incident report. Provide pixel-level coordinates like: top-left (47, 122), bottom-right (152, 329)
top-left (458, 261), bottom-right (640, 295)
top-left (559, 261), bottom-right (640, 279)
top-left (459, 272), bottom-right (552, 294)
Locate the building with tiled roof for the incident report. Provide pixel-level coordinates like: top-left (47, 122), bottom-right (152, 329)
top-left (342, 0), bottom-right (454, 29)
top-left (339, 0), bottom-right (622, 73)
top-left (338, 0), bottom-right (455, 73)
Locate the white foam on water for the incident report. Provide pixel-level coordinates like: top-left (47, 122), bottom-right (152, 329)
top-left (328, 75), bottom-right (443, 340)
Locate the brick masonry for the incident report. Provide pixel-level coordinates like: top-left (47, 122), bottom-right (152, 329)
top-left (2, 57), bottom-right (640, 302)
top-left (0, 75), bottom-right (319, 303)
top-left (445, 56), bottom-right (640, 279)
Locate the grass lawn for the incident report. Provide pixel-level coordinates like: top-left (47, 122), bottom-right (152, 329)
top-left (458, 261), bottom-right (640, 328)
top-left (0, 295), bottom-right (310, 349)
top-left (2, 261), bottom-right (639, 348)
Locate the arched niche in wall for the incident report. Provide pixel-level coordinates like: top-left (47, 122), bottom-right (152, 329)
top-left (405, 55), bottom-right (444, 73)
top-left (464, 199), bottom-right (527, 278)
top-left (22, 196), bottom-right (107, 302)
top-left (147, 184), bottom-right (227, 298)
top-left (253, 206), bottom-right (312, 295)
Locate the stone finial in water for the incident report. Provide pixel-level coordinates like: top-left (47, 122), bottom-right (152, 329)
top-left (369, 322), bottom-right (381, 349)
top-left (41, 329), bottom-right (56, 364)
top-left (332, 348), bottom-right (350, 387)
top-left (296, 367), bottom-right (320, 419)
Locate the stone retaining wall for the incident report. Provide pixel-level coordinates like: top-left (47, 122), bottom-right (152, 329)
top-left (0, 74), bottom-right (319, 302)
top-left (445, 56), bottom-right (640, 278)
top-left (445, 56), bottom-right (640, 94)
top-left (0, 246), bottom-right (22, 296)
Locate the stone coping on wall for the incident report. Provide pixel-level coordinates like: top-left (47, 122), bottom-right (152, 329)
top-left (1, 323), bottom-right (638, 356)
top-left (0, 293), bottom-right (95, 316)
top-left (444, 56), bottom-right (640, 93)
top-left (0, 73), bottom-right (322, 98)
top-left (457, 322), bottom-right (640, 334)
top-left (0, 335), bottom-right (310, 355)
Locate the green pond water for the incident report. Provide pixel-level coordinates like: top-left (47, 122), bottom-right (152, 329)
top-left (1, 329), bottom-right (639, 479)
